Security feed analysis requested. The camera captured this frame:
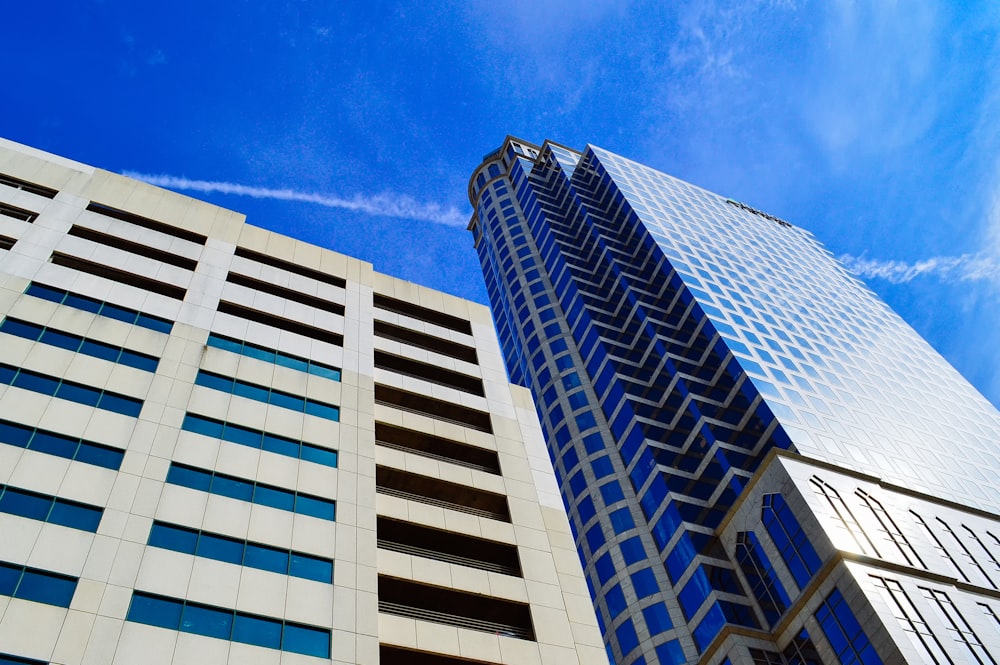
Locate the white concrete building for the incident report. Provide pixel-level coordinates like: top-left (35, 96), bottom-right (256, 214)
top-left (0, 138), bottom-right (607, 665)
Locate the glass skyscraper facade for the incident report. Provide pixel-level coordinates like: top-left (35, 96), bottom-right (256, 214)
top-left (468, 137), bottom-right (1000, 664)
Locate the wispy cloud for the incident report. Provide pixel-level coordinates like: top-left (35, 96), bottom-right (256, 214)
top-left (123, 172), bottom-right (467, 227)
top-left (841, 254), bottom-right (1000, 284)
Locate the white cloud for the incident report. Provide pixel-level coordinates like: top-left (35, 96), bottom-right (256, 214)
top-left (122, 172), bottom-right (468, 227)
top-left (840, 253), bottom-right (1000, 285)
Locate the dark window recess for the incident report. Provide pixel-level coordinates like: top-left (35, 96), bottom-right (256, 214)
top-left (374, 294), bottom-right (472, 335)
top-left (86, 202), bottom-right (207, 245)
top-left (67, 225), bottom-right (197, 270)
top-left (374, 351), bottom-right (484, 397)
top-left (234, 246), bottom-right (347, 289)
top-left (375, 422), bottom-right (500, 475)
top-left (50, 252), bottom-right (187, 300)
top-left (0, 203), bottom-right (37, 223)
top-left (0, 173), bottom-right (58, 198)
top-left (226, 272), bottom-right (344, 316)
top-left (376, 466), bottom-right (510, 522)
top-left (381, 645), bottom-right (502, 665)
top-left (377, 517), bottom-right (520, 576)
top-left (378, 576), bottom-right (534, 641)
top-left (217, 301), bottom-right (343, 347)
top-left (0, 236), bottom-right (14, 251)
top-left (374, 320), bottom-right (477, 365)
top-left (375, 385), bottom-right (492, 433)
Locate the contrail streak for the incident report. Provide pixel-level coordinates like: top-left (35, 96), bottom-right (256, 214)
top-left (123, 172), bottom-right (468, 227)
top-left (841, 254), bottom-right (1000, 284)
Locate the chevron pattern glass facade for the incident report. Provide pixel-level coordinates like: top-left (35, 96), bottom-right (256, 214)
top-left (468, 138), bottom-right (1000, 665)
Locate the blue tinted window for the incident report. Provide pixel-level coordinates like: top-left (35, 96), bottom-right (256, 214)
top-left (592, 456), bottom-right (614, 479)
top-left (282, 622), bottom-right (331, 658)
top-left (233, 613), bottom-right (282, 649)
top-left (56, 382), bottom-right (100, 407)
top-left (0, 422), bottom-right (31, 448)
top-left (762, 494), bottom-right (821, 588)
top-left (207, 334), bottom-right (340, 382)
top-left (244, 544), bottom-right (288, 574)
top-left (300, 443), bottom-right (337, 467)
top-left (655, 640), bottom-right (686, 665)
top-left (48, 500), bottom-right (102, 531)
top-left (615, 618), bottom-right (639, 657)
top-left (816, 589), bottom-right (883, 665)
top-left (643, 602), bottom-right (673, 634)
top-left (619, 537), bottom-right (646, 565)
top-left (166, 464), bottom-right (335, 521)
top-left (295, 494), bottom-right (336, 521)
top-left (149, 523), bottom-right (198, 554)
top-left (254, 485), bottom-right (295, 511)
top-left (290, 554), bottom-right (333, 583)
top-left (577, 496), bottom-right (596, 526)
top-left (0, 562), bottom-right (78, 607)
top-left (631, 568), bottom-right (659, 599)
top-left (600, 481), bottom-right (624, 506)
top-left (127, 592), bottom-right (183, 629)
top-left (0, 485), bottom-right (102, 532)
top-left (197, 534), bottom-right (244, 565)
top-left (17, 568), bottom-right (77, 606)
top-left (736, 531), bottom-right (790, 627)
top-left (25, 283), bottom-right (173, 333)
top-left (1, 365), bottom-right (145, 415)
top-left (73, 442), bottom-right (124, 469)
top-left (28, 431), bottom-right (76, 458)
top-left (195, 371), bottom-right (339, 422)
top-left (586, 524), bottom-right (605, 554)
top-left (182, 603), bottom-right (233, 639)
top-left (595, 552), bottom-right (616, 585)
top-left (609, 508), bottom-right (635, 534)
top-left (606, 584), bottom-right (626, 618)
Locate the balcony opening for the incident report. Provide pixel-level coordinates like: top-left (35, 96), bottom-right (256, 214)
top-left (376, 466), bottom-right (510, 522)
top-left (375, 385), bottom-right (492, 433)
top-left (375, 351), bottom-right (484, 396)
top-left (376, 422), bottom-right (500, 475)
top-left (378, 576), bottom-right (534, 641)
top-left (374, 320), bottom-right (478, 365)
top-left (377, 516), bottom-right (520, 576)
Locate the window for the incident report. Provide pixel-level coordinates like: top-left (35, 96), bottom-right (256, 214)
top-left (194, 370), bottom-right (339, 421)
top-left (166, 463), bottom-right (335, 521)
top-left (815, 588), bottom-right (882, 665)
top-left (871, 576), bottom-right (949, 664)
top-left (148, 521), bottom-right (332, 582)
top-left (126, 592), bottom-right (330, 657)
top-left (0, 235), bottom-right (15, 251)
top-left (1, 318), bottom-right (159, 372)
top-left (920, 587), bottom-right (996, 665)
top-left (182, 414), bottom-right (337, 468)
top-left (0, 561), bottom-right (77, 607)
top-left (0, 419), bottom-right (124, 470)
top-left (373, 320), bottom-right (478, 364)
top-left (856, 490), bottom-right (924, 568)
top-left (374, 350), bottom-right (484, 396)
top-left (24, 282), bottom-right (173, 333)
top-left (0, 202), bottom-right (37, 223)
top-left (376, 516), bottom-right (520, 576)
top-left (0, 364), bottom-right (143, 417)
top-left (207, 333), bottom-right (340, 381)
top-left (761, 493), bottom-right (822, 588)
top-left (735, 531), bottom-right (790, 627)
top-left (67, 225), bottom-right (197, 270)
top-left (810, 478), bottom-right (879, 557)
top-left (0, 483), bottom-right (103, 531)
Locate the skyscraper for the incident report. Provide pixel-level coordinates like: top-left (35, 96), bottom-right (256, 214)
top-left (0, 138), bottom-right (607, 665)
top-left (468, 137), bottom-right (1000, 664)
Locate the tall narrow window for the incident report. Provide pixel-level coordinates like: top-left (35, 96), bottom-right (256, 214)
top-left (856, 489), bottom-right (924, 568)
top-left (921, 587), bottom-right (996, 665)
top-left (870, 576), bottom-right (950, 664)
top-left (761, 493), bottom-right (822, 588)
top-left (810, 477), bottom-right (878, 557)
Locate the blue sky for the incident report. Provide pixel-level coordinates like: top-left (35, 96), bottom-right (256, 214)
top-left (4, 1), bottom-right (1000, 406)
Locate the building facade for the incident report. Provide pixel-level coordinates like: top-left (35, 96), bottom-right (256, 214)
top-left (468, 137), bottom-right (1000, 664)
top-left (0, 138), bottom-right (607, 665)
